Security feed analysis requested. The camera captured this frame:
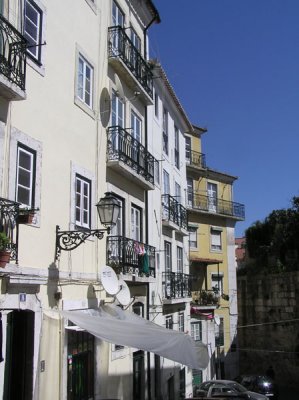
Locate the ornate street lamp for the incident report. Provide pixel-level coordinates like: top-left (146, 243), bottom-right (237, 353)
top-left (55, 192), bottom-right (120, 261)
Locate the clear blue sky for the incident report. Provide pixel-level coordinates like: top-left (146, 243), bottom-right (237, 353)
top-left (149, 0), bottom-right (299, 237)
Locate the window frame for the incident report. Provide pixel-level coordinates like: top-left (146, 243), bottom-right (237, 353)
top-left (75, 174), bottom-right (92, 229)
top-left (162, 108), bottom-right (168, 155)
top-left (177, 246), bottom-right (183, 274)
top-left (185, 136), bottom-right (191, 163)
top-left (164, 241), bottom-right (172, 273)
top-left (210, 228), bottom-right (222, 252)
top-left (174, 125), bottom-right (180, 169)
top-left (24, 0), bottom-right (43, 64)
top-left (215, 317), bottom-right (224, 347)
top-left (178, 313), bottom-right (184, 332)
top-left (188, 226), bottom-right (198, 249)
top-left (165, 315), bottom-right (173, 330)
top-left (15, 143), bottom-right (36, 208)
top-left (77, 53), bottom-right (94, 109)
top-left (154, 90), bottom-right (159, 118)
top-left (211, 273), bottom-right (223, 295)
top-left (131, 204), bottom-right (142, 242)
top-left (163, 169), bottom-right (170, 195)
top-left (191, 321), bottom-right (202, 342)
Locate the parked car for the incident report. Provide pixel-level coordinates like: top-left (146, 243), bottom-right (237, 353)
top-left (196, 380), bottom-right (269, 400)
top-left (234, 375), bottom-right (278, 399)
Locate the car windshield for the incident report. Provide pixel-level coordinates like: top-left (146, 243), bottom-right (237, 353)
top-left (228, 382), bottom-right (248, 393)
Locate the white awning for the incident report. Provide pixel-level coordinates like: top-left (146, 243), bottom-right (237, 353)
top-left (61, 304), bottom-right (209, 370)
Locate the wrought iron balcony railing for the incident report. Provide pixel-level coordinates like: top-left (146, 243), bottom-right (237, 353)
top-left (192, 290), bottom-right (220, 307)
top-left (187, 191), bottom-right (245, 219)
top-left (162, 194), bottom-right (188, 230)
top-left (186, 149), bottom-right (206, 169)
top-left (107, 235), bottom-right (155, 277)
top-left (107, 126), bottom-right (157, 185)
top-left (162, 272), bottom-right (192, 300)
top-left (108, 26), bottom-right (153, 97)
top-left (0, 197), bottom-right (20, 263)
top-left (0, 14), bottom-right (26, 91)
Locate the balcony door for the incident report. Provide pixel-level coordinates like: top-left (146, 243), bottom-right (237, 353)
top-left (111, 1), bottom-right (124, 54)
top-left (187, 178), bottom-right (193, 207)
top-left (111, 90), bottom-right (124, 151)
top-left (131, 111), bottom-right (142, 166)
top-left (207, 182), bottom-right (217, 212)
top-left (131, 205), bottom-right (141, 242)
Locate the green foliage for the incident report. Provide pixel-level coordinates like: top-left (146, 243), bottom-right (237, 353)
top-left (244, 196), bottom-right (299, 273)
top-left (0, 231), bottom-right (10, 251)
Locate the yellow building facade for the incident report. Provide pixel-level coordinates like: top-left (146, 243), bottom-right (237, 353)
top-left (186, 127), bottom-right (245, 381)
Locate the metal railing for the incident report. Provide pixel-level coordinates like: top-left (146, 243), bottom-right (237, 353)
top-left (0, 14), bottom-right (26, 91)
top-left (162, 194), bottom-right (188, 230)
top-left (0, 197), bottom-right (20, 263)
top-left (107, 236), bottom-right (155, 277)
top-left (187, 191), bottom-right (245, 219)
top-left (192, 290), bottom-right (220, 307)
top-left (107, 126), bottom-right (157, 185)
top-left (186, 150), bottom-right (206, 169)
top-left (108, 26), bottom-right (153, 97)
top-left (162, 272), bottom-right (192, 299)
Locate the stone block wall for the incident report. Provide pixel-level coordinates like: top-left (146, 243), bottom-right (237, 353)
top-left (237, 271), bottom-right (299, 386)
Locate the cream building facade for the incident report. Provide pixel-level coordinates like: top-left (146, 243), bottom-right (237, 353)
top-left (0, 0), bottom-right (243, 399)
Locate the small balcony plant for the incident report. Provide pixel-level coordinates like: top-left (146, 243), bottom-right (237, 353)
top-left (0, 231), bottom-right (11, 268)
top-left (17, 207), bottom-right (36, 224)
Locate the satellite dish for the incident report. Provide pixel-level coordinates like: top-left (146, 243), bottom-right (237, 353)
top-left (99, 87), bottom-right (111, 127)
top-left (214, 315), bottom-right (221, 326)
top-left (100, 266), bottom-right (119, 295)
top-left (116, 279), bottom-right (131, 306)
top-left (114, 72), bottom-right (125, 100)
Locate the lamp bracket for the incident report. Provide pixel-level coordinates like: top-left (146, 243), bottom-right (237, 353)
top-left (55, 225), bottom-right (109, 261)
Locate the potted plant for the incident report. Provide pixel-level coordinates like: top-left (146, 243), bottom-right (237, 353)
top-left (0, 231), bottom-right (11, 268)
top-left (17, 208), bottom-right (35, 224)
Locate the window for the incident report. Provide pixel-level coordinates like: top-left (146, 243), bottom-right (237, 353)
top-left (174, 126), bottom-right (180, 169)
top-left (133, 302), bottom-right (144, 317)
top-left (178, 313), bottom-right (184, 332)
top-left (215, 317), bottom-right (224, 346)
top-left (154, 91), bottom-right (159, 118)
top-left (75, 175), bottom-right (91, 228)
top-left (164, 241), bottom-right (172, 272)
top-left (211, 228), bottom-right (222, 251)
top-left (77, 54), bottom-right (93, 108)
top-left (187, 177), bottom-right (193, 207)
top-left (131, 205), bottom-right (141, 241)
top-left (175, 182), bottom-right (181, 202)
top-left (16, 144), bottom-right (36, 207)
top-left (191, 321), bottom-right (202, 341)
top-left (162, 108), bottom-right (168, 155)
top-left (131, 111), bottom-right (142, 142)
top-left (111, 90), bottom-right (124, 127)
top-left (154, 160), bottom-right (160, 185)
top-left (24, 0), bottom-right (43, 63)
top-left (211, 274), bottom-right (223, 295)
top-left (166, 315), bottom-right (173, 330)
top-left (163, 170), bottom-right (170, 195)
top-left (189, 226), bottom-right (198, 249)
top-left (177, 246), bottom-right (183, 273)
top-left (130, 28), bottom-right (141, 51)
top-left (185, 136), bottom-right (191, 163)
top-left (207, 182), bottom-right (217, 213)
top-left (112, 1), bottom-right (124, 27)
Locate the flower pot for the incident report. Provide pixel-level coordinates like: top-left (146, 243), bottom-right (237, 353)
top-left (17, 212), bottom-right (35, 224)
top-left (0, 250), bottom-right (11, 268)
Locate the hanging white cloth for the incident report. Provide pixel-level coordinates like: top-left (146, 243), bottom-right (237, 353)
top-left (61, 304), bottom-right (209, 370)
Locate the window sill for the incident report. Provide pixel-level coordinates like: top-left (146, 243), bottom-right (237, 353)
top-left (74, 97), bottom-right (96, 119)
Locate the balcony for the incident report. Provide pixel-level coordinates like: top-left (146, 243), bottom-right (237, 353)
top-left (187, 191), bottom-right (245, 220)
top-left (162, 194), bottom-right (188, 233)
top-left (107, 235), bottom-right (155, 278)
top-left (0, 14), bottom-right (26, 100)
top-left (191, 290), bottom-right (220, 308)
top-left (108, 26), bottom-right (153, 104)
top-left (107, 126), bottom-right (157, 190)
top-left (162, 272), bottom-right (192, 303)
top-left (186, 150), bottom-right (206, 170)
top-left (0, 197), bottom-right (19, 264)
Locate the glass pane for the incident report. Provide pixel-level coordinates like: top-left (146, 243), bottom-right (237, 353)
top-left (19, 151), bottom-right (32, 170)
top-left (17, 186), bottom-right (30, 206)
top-left (18, 169), bottom-right (31, 187)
